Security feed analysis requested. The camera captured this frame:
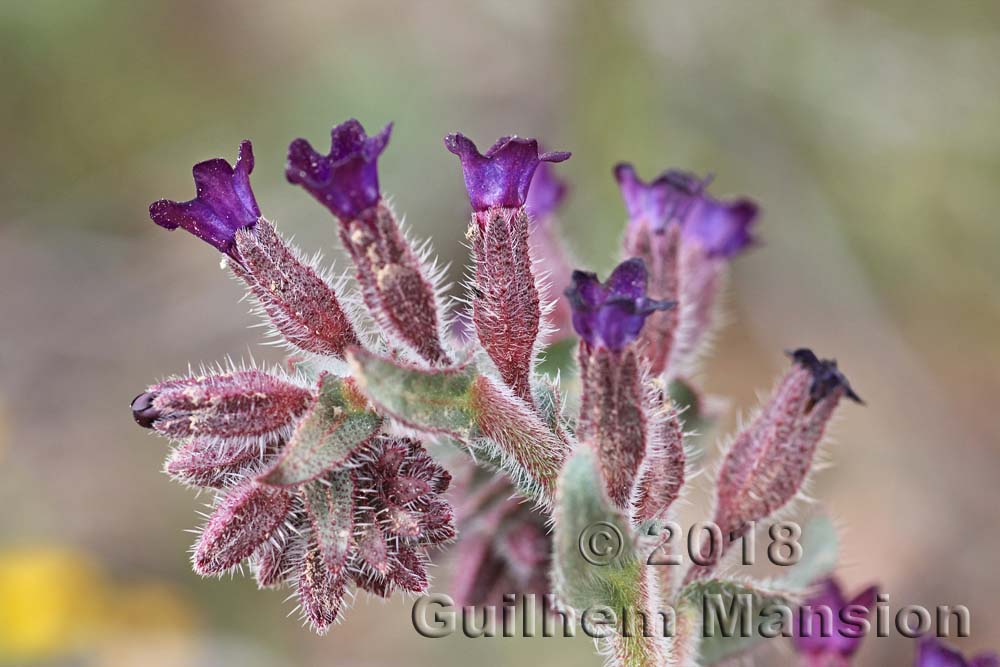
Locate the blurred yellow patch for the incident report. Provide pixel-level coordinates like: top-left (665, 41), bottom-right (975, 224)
top-left (0, 547), bottom-right (106, 659)
top-left (0, 396), bottom-right (8, 462)
top-left (0, 546), bottom-right (195, 664)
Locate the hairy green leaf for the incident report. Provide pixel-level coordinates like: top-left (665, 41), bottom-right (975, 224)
top-left (259, 374), bottom-right (382, 486)
top-left (348, 349), bottom-right (477, 438)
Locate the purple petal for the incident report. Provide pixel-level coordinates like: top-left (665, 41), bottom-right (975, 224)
top-left (286, 120), bottom-right (392, 220)
top-left (565, 270), bottom-right (604, 347)
top-left (525, 160), bottom-right (568, 221)
top-left (614, 162), bottom-right (759, 258)
top-left (970, 655), bottom-right (1000, 667)
top-left (594, 299), bottom-right (651, 351)
top-left (684, 197), bottom-right (759, 258)
top-left (149, 140), bottom-right (260, 257)
top-left (848, 584), bottom-right (878, 612)
top-left (569, 270), bottom-right (606, 307)
top-left (445, 133), bottom-right (570, 211)
top-left (564, 258), bottom-right (673, 351)
top-left (813, 577), bottom-right (849, 608)
top-left (792, 579), bottom-right (877, 658)
top-left (917, 637), bottom-right (971, 667)
top-left (614, 164), bottom-right (703, 233)
top-left (605, 257), bottom-right (649, 300)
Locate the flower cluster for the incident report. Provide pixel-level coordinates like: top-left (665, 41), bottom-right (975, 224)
top-left (132, 367), bottom-right (452, 632)
top-left (614, 163), bottom-right (758, 377)
top-left (132, 116), bottom-right (921, 667)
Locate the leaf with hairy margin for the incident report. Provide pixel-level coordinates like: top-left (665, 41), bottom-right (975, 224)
top-left (348, 348), bottom-right (567, 501)
top-left (259, 373), bottom-right (382, 486)
top-left (685, 515), bottom-right (840, 664)
top-left (347, 348), bottom-right (477, 438)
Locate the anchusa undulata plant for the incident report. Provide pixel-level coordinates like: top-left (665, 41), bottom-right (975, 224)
top-left (134, 117), bottom-right (866, 664)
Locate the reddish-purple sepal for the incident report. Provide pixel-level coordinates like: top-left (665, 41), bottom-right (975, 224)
top-left (193, 481), bottom-right (294, 575)
top-left (165, 437), bottom-right (273, 489)
top-left (691, 349), bottom-right (861, 579)
top-left (468, 206), bottom-right (541, 403)
top-left (252, 514), bottom-right (305, 589)
top-left (297, 538), bottom-right (347, 634)
top-left (576, 344), bottom-right (650, 509)
top-left (339, 203), bottom-right (450, 366)
top-left (232, 220), bottom-right (361, 358)
top-left (633, 404), bottom-right (686, 523)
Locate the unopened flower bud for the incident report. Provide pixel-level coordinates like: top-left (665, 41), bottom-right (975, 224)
top-left (131, 391), bottom-right (160, 428)
top-left (134, 370), bottom-right (313, 444)
top-left (694, 348), bottom-right (861, 579)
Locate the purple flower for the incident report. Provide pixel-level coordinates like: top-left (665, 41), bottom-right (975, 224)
top-left (916, 637), bottom-right (999, 667)
top-left (444, 133), bottom-right (570, 212)
top-left (286, 119), bottom-right (392, 220)
top-left (792, 578), bottom-right (878, 659)
top-left (789, 348), bottom-right (864, 405)
top-left (525, 159), bottom-right (568, 221)
top-left (565, 257), bottom-right (674, 351)
top-left (613, 163), bottom-right (758, 258)
top-left (149, 140), bottom-right (260, 258)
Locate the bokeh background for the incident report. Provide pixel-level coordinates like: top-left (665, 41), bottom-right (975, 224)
top-left (2, 1), bottom-right (998, 665)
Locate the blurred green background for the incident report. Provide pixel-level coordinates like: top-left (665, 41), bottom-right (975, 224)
top-left (1, 0), bottom-right (998, 664)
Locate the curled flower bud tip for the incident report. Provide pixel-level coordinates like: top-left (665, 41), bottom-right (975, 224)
top-left (131, 391), bottom-right (160, 428)
top-left (787, 348), bottom-right (864, 405)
